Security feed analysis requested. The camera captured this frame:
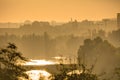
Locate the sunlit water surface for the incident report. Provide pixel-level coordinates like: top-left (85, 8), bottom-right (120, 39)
top-left (19, 58), bottom-right (79, 80)
top-left (26, 70), bottom-right (51, 80)
top-left (19, 59), bottom-right (56, 80)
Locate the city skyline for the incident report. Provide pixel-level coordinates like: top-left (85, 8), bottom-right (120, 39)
top-left (0, 0), bottom-right (120, 22)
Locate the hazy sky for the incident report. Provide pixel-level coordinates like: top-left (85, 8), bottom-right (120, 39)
top-left (0, 0), bottom-right (120, 22)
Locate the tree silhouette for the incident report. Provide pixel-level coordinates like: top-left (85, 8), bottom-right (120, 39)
top-left (0, 43), bottom-right (28, 80)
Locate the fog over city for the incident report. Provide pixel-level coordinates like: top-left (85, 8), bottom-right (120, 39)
top-left (0, 0), bottom-right (120, 80)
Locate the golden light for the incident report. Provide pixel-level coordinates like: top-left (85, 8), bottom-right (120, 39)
top-left (26, 70), bottom-right (51, 80)
top-left (67, 70), bottom-right (83, 75)
top-left (53, 56), bottom-right (67, 60)
top-left (23, 59), bottom-right (57, 66)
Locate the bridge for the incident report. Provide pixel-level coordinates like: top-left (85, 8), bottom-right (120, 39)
top-left (22, 64), bottom-right (78, 74)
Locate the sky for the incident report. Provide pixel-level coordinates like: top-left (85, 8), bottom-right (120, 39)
top-left (0, 0), bottom-right (120, 22)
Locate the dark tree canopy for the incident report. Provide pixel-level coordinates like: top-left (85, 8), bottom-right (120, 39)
top-left (0, 43), bottom-right (28, 80)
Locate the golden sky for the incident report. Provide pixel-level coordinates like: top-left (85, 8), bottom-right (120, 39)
top-left (0, 0), bottom-right (120, 22)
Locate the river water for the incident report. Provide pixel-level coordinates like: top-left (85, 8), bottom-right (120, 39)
top-left (18, 70), bottom-right (51, 80)
top-left (19, 58), bottom-right (78, 80)
top-left (26, 70), bottom-right (51, 80)
top-left (19, 59), bottom-right (57, 80)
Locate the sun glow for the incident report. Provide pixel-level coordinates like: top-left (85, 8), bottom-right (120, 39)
top-left (67, 70), bottom-right (83, 75)
top-left (26, 70), bottom-right (51, 80)
top-left (23, 59), bottom-right (57, 66)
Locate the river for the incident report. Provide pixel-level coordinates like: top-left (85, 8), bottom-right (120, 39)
top-left (19, 57), bottom-right (78, 80)
top-left (19, 59), bottom-right (57, 80)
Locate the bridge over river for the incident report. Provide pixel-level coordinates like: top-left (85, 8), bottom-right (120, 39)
top-left (22, 64), bottom-right (78, 74)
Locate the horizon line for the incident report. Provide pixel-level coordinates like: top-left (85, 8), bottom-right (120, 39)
top-left (0, 17), bottom-right (116, 23)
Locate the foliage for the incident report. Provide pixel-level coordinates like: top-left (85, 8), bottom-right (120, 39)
top-left (67, 73), bottom-right (98, 80)
top-left (108, 29), bottom-right (120, 47)
top-left (51, 65), bottom-right (98, 80)
top-left (50, 57), bottom-right (98, 80)
top-left (115, 67), bottom-right (120, 80)
top-left (77, 37), bottom-right (120, 80)
top-left (78, 37), bottom-right (116, 70)
top-left (0, 43), bottom-right (28, 80)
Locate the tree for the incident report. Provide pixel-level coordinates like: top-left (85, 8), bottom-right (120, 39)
top-left (108, 29), bottom-right (120, 47)
top-left (50, 57), bottom-right (98, 80)
top-left (77, 37), bottom-right (119, 79)
top-left (0, 43), bottom-right (28, 80)
top-left (115, 67), bottom-right (120, 80)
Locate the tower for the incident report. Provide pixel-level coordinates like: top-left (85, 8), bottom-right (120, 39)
top-left (117, 13), bottom-right (120, 28)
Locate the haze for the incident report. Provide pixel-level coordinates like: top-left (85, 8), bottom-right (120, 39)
top-left (0, 0), bottom-right (120, 22)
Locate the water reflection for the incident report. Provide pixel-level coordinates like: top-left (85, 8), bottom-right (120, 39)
top-left (19, 58), bottom-right (68, 80)
top-left (19, 69), bottom-right (82, 80)
top-left (67, 70), bottom-right (83, 75)
top-left (26, 70), bottom-right (51, 80)
top-left (24, 60), bottom-right (57, 65)
top-left (21, 60), bottom-right (55, 80)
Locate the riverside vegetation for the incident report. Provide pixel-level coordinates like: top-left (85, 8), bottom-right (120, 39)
top-left (0, 37), bottom-right (120, 80)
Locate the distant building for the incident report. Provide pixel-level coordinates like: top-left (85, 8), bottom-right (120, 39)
top-left (24, 20), bottom-right (32, 25)
top-left (117, 13), bottom-right (120, 28)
